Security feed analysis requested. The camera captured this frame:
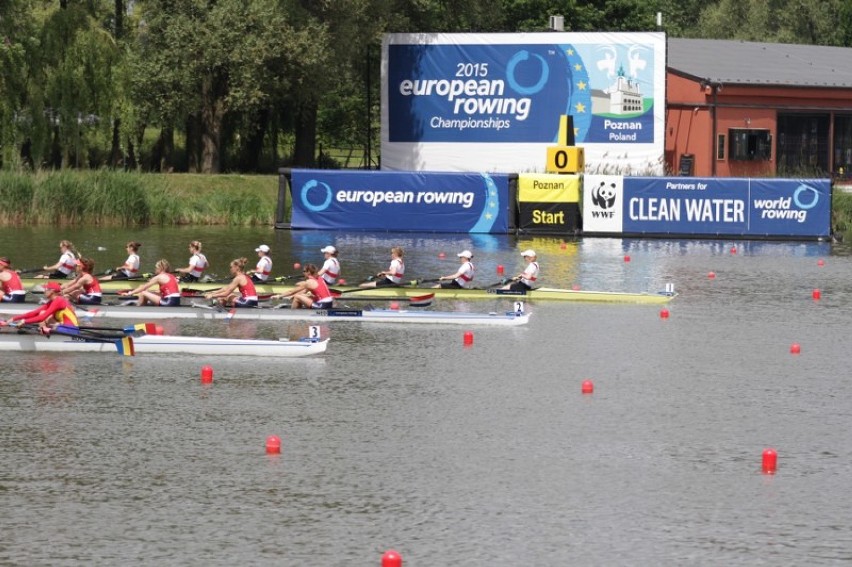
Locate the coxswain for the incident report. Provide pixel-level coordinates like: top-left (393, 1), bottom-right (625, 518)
top-left (35, 240), bottom-right (79, 279)
top-left (359, 246), bottom-right (404, 288)
top-left (176, 240), bottom-right (209, 283)
top-left (317, 245), bottom-right (341, 285)
top-left (2, 281), bottom-right (78, 332)
top-left (61, 257), bottom-right (103, 304)
top-left (0, 257), bottom-right (27, 303)
top-left (249, 244), bottom-right (273, 283)
top-left (500, 250), bottom-right (539, 291)
top-left (205, 258), bottom-right (259, 308)
top-left (435, 250), bottom-right (475, 288)
top-left (272, 264), bottom-right (333, 309)
top-left (119, 259), bottom-right (182, 307)
top-left (101, 241), bottom-right (141, 280)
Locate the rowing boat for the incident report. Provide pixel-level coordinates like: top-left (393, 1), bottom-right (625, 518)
top-left (20, 278), bottom-right (676, 304)
top-left (1, 303), bottom-right (531, 326)
top-left (0, 331), bottom-right (328, 357)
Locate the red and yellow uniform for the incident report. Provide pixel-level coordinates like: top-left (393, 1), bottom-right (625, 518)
top-left (11, 296), bottom-right (78, 327)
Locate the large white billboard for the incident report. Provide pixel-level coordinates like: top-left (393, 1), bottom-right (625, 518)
top-left (381, 32), bottom-right (666, 175)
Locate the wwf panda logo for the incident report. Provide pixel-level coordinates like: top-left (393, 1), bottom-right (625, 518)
top-left (591, 182), bottom-right (616, 209)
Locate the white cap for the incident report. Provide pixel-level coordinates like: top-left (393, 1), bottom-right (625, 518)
top-left (457, 250), bottom-right (473, 258)
top-left (255, 244), bottom-right (270, 253)
top-left (320, 245), bottom-right (337, 254)
top-left (521, 249), bottom-right (536, 257)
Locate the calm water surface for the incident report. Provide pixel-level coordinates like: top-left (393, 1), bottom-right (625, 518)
top-left (2, 227), bottom-right (852, 565)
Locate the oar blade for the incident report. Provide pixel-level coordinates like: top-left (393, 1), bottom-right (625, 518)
top-left (126, 322), bottom-right (157, 335)
top-left (409, 293), bottom-right (434, 307)
top-left (117, 336), bottom-right (135, 356)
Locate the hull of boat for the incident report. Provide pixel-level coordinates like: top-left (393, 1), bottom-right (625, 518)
top-left (20, 278), bottom-right (676, 304)
top-left (2, 303), bottom-right (530, 326)
top-left (0, 332), bottom-right (328, 357)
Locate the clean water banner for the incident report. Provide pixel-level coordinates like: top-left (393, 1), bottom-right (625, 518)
top-left (582, 176), bottom-right (831, 238)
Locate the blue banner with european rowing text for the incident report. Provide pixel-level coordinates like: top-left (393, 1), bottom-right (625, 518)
top-left (617, 177), bottom-right (831, 237)
top-left (290, 169), bottom-right (509, 233)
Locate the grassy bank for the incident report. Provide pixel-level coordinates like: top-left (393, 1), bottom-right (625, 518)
top-left (1, 170), bottom-right (851, 234)
top-left (0, 170), bottom-right (279, 226)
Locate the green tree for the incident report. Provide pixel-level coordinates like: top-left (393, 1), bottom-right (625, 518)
top-left (132, 0), bottom-right (292, 173)
top-left (696, 0), bottom-right (849, 46)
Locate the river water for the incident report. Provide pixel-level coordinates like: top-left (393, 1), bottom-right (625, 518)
top-left (2, 226), bottom-right (852, 565)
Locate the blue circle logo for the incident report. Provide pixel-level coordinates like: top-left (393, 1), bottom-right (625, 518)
top-left (506, 50), bottom-right (549, 95)
top-left (300, 179), bottom-right (333, 212)
top-left (793, 184), bottom-right (819, 210)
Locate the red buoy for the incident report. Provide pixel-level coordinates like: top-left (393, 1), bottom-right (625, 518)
top-left (572, 284), bottom-right (581, 290)
top-left (338, 278), bottom-right (346, 285)
top-left (497, 264), bottom-right (504, 275)
top-left (293, 262), bottom-right (301, 270)
top-left (730, 246), bottom-right (737, 254)
top-left (812, 288), bottom-right (821, 300)
top-left (762, 448), bottom-right (777, 474)
top-left (463, 331), bottom-right (474, 346)
top-left (817, 258), bottom-right (825, 267)
top-left (624, 255), bottom-right (631, 262)
top-left (200, 365), bottom-right (213, 384)
top-left (707, 271), bottom-right (716, 279)
top-left (790, 343), bottom-right (801, 354)
top-left (382, 549), bottom-right (402, 567)
top-left (265, 435), bottom-right (281, 455)
top-left (660, 308), bottom-right (670, 319)
top-left (438, 252), bottom-right (446, 258)
top-left (389, 301), bottom-right (400, 310)
top-left (581, 380), bottom-right (594, 394)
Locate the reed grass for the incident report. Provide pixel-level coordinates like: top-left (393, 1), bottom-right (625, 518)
top-left (0, 170), bottom-right (277, 226)
top-left (0, 172), bottom-right (35, 223)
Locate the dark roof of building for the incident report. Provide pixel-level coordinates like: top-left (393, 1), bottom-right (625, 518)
top-left (668, 38), bottom-right (852, 88)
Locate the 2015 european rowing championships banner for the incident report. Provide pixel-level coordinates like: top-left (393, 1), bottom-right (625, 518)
top-left (290, 169), bottom-right (510, 233)
top-left (381, 32), bottom-right (665, 175)
top-left (582, 176), bottom-right (831, 238)
top-left (517, 174), bottom-right (581, 234)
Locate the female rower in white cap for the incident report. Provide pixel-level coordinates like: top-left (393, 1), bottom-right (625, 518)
top-left (360, 246), bottom-right (404, 288)
top-left (435, 250), bottom-right (475, 288)
top-left (317, 245), bottom-right (340, 285)
top-left (501, 249), bottom-right (539, 291)
top-left (249, 244), bottom-right (273, 283)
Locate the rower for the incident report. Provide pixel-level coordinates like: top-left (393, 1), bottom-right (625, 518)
top-left (249, 244), bottom-right (273, 283)
top-left (205, 258), bottom-right (259, 308)
top-left (272, 264), bottom-right (334, 309)
top-left (435, 250), bottom-right (475, 288)
top-left (359, 246), bottom-right (404, 288)
top-left (2, 281), bottom-right (78, 332)
top-left (62, 257), bottom-right (104, 304)
top-left (318, 245), bottom-right (341, 285)
top-left (0, 257), bottom-right (27, 303)
top-left (500, 250), bottom-right (539, 291)
top-left (101, 241), bottom-right (141, 280)
top-left (119, 259), bottom-right (182, 306)
top-left (176, 240), bottom-right (209, 283)
top-left (35, 239), bottom-right (79, 279)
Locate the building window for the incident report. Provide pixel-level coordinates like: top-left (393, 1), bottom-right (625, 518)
top-left (717, 134), bottom-right (726, 160)
top-left (729, 129), bottom-right (772, 161)
top-left (834, 115), bottom-right (852, 177)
